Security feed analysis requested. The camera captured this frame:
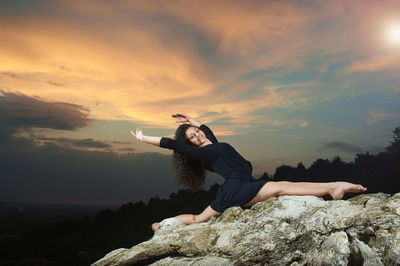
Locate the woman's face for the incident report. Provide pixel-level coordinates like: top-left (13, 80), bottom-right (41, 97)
top-left (185, 126), bottom-right (207, 146)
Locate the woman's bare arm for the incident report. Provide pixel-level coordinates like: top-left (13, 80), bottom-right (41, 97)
top-left (172, 113), bottom-right (201, 127)
top-left (130, 128), bottom-right (161, 147)
top-left (188, 118), bottom-right (201, 127)
top-left (131, 113), bottom-right (201, 146)
top-left (142, 135), bottom-right (162, 146)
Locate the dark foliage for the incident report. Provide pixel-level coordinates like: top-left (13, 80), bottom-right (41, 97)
top-left (0, 184), bottom-right (220, 266)
top-left (255, 171), bottom-right (272, 181)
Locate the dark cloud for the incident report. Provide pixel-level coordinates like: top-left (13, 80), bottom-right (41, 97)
top-left (112, 140), bottom-right (134, 144)
top-left (0, 136), bottom-right (180, 205)
top-left (320, 141), bottom-right (363, 154)
top-left (36, 137), bottom-right (112, 149)
top-left (0, 0), bottom-right (59, 16)
top-left (0, 135), bottom-right (221, 205)
top-left (0, 89), bottom-right (92, 132)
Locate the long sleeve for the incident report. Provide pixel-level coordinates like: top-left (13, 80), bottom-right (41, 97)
top-left (199, 124), bottom-right (218, 143)
top-left (160, 137), bottom-right (217, 162)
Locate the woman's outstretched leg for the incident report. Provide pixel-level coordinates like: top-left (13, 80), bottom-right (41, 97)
top-left (276, 181), bottom-right (367, 199)
top-left (243, 181), bottom-right (367, 207)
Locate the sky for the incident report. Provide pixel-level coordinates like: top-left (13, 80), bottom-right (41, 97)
top-left (1, 0), bottom-right (400, 206)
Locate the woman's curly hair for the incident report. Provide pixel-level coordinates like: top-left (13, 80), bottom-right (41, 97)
top-left (172, 124), bottom-right (206, 191)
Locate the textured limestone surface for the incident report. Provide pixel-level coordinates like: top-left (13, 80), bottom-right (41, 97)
top-left (92, 193), bottom-right (400, 266)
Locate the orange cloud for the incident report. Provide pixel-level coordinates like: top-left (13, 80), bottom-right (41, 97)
top-left (139, 1), bottom-right (309, 53)
top-left (0, 8), bottom-right (305, 134)
top-left (0, 15), bottom-right (217, 125)
top-left (60, 1), bottom-right (311, 52)
top-left (1, 0), bottom-right (399, 137)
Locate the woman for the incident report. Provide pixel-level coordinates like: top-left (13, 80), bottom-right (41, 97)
top-left (130, 114), bottom-right (367, 232)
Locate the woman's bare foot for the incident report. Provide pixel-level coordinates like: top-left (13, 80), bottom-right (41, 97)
top-left (151, 222), bottom-right (160, 232)
top-left (330, 182), bottom-right (367, 200)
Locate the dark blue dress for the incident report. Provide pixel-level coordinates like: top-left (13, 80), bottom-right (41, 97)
top-left (160, 124), bottom-right (268, 213)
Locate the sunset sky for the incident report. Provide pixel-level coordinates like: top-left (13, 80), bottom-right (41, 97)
top-left (1, 0), bottom-right (400, 206)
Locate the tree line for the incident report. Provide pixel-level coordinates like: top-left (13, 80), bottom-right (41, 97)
top-left (257, 126), bottom-right (400, 196)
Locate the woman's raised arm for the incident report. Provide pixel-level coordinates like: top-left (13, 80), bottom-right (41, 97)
top-left (131, 128), bottom-right (217, 161)
top-left (172, 113), bottom-right (201, 127)
top-left (130, 128), bottom-right (161, 147)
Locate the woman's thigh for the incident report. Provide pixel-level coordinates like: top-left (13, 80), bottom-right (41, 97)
top-left (242, 181), bottom-right (283, 207)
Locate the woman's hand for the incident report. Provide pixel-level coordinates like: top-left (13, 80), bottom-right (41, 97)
top-left (130, 129), bottom-right (161, 146)
top-left (130, 128), bottom-right (144, 141)
top-left (172, 113), bottom-right (191, 123)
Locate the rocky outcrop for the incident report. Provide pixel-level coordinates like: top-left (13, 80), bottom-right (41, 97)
top-left (92, 193), bottom-right (400, 265)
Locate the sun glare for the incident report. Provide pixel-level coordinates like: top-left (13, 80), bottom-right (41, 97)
top-left (385, 23), bottom-right (400, 46)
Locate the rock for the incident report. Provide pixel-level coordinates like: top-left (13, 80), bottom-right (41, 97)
top-left (92, 193), bottom-right (400, 266)
top-left (158, 217), bottom-right (185, 229)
